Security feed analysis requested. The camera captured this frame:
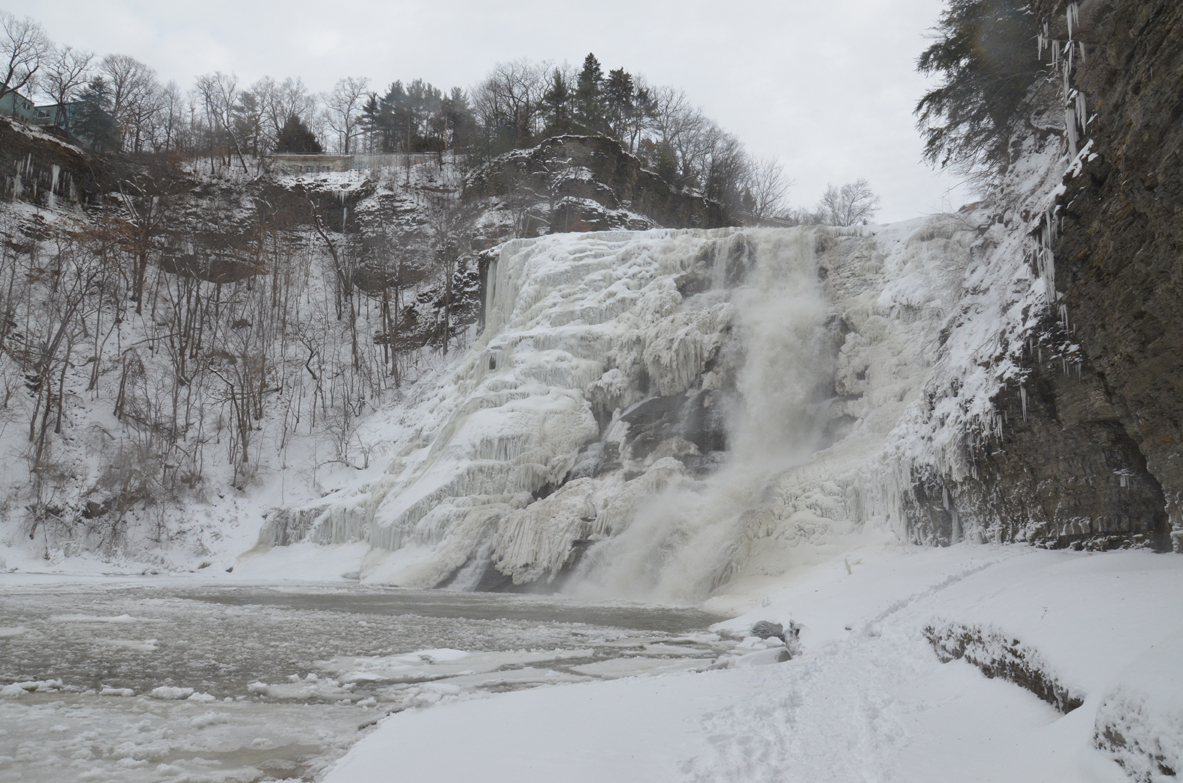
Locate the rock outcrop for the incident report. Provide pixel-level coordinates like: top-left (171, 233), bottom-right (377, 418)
top-left (907, 0), bottom-right (1181, 551)
top-left (1044, 0), bottom-right (1183, 547)
top-left (0, 118), bottom-right (98, 210)
top-left (466, 135), bottom-right (734, 236)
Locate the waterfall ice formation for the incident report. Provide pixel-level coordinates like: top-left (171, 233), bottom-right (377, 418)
top-left (270, 219), bottom-right (976, 601)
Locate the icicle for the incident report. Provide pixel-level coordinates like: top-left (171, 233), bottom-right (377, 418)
top-left (1065, 109), bottom-right (1079, 157)
top-left (1059, 303), bottom-right (1069, 331)
top-left (1020, 383), bottom-right (1028, 422)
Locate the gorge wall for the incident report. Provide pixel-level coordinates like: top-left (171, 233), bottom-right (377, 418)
top-left (902, 0), bottom-right (1180, 552)
top-left (1047, 0), bottom-right (1183, 545)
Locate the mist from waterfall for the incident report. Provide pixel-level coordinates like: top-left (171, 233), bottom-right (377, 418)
top-left (569, 231), bottom-right (835, 601)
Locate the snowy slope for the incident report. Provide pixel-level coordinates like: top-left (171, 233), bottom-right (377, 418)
top-left (323, 544), bottom-right (1183, 783)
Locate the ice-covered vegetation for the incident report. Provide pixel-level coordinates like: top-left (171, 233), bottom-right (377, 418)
top-left (0, 149), bottom-right (481, 562)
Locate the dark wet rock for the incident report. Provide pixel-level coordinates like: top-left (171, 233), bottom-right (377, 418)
top-left (618, 391), bottom-right (728, 465)
top-left (751, 621), bottom-right (785, 641)
top-left (910, 0), bottom-right (1183, 550)
top-left (909, 325), bottom-right (1170, 549)
top-left (1032, 0), bottom-right (1183, 546)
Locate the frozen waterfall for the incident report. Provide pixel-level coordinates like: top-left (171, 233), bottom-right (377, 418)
top-left (570, 230), bottom-right (834, 600)
top-left (266, 219), bottom-right (975, 602)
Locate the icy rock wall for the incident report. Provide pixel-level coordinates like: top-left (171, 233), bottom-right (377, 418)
top-left (0, 119), bottom-right (88, 210)
top-left (892, 0), bottom-right (1179, 551)
top-left (293, 220), bottom-right (975, 597)
top-left (1029, 0), bottom-right (1183, 547)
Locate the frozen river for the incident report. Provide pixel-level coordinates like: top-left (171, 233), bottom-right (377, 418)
top-left (0, 579), bottom-right (725, 782)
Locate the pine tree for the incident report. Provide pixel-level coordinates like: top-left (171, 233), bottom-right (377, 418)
top-left (541, 69), bottom-right (573, 137)
top-left (274, 114), bottom-right (322, 154)
top-left (359, 93), bottom-right (381, 152)
top-left (915, 0), bottom-right (1044, 175)
top-left (73, 76), bottom-right (118, 152)
top-left (603, 68), bottom-right (634, 139)
top-left (574, 53), bottom-right (606, 135)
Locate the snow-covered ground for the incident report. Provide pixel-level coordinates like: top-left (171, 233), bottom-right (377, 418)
top-left (3, 543), bottom-right (1178, 782)
top-left (325, 542), bottom-right (1183, 783)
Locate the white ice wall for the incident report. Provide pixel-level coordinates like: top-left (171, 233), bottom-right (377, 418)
top-left (288, 219), bottom-right (983, 598)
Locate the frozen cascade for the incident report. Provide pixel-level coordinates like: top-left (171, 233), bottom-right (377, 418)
top-left (278, 219), bottom-right (977, 599)
top-left (570, 230), bottom-right (832, 600)
top-left (49, 164), bottom-right (60, 211)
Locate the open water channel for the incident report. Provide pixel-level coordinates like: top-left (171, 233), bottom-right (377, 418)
top-left (0, 579), bottom-right (725, 782)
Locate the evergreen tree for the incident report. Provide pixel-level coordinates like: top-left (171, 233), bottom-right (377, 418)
top-left (359, 93), bottom-right (381, 152)
top-left (915, 0), bottom-right (1044, 175)
top-left (441, 87), bottom-right (476, 150)
top-left (541, 69), bottom-right (573, 137)
top-left (573, 53), bottom-right (606, 135)
top-left (603, 68), bottom-right (634, 139)
top-left (274, 114), bottom-right (322, 153)
top-left (73, 76), bottom-right (118, 152)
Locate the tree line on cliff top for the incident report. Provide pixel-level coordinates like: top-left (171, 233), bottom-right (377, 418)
top-left (4, 11), bottom-right (891, 225)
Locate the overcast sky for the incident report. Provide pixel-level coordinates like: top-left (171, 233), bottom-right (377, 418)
top-left (25, 0), bottom-right (972, 222)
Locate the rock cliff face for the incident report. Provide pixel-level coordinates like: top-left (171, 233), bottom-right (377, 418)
top-left (0, 119), bottom-right (98, 210)
top-left (915, 322), bottom-right (1170, 549)
top-left (905, 0), bottom-right (1182, 551)
top-left (465, 135), bottom-right (734, 236)
top-left (1045, 0), bottom-right (1183, 547)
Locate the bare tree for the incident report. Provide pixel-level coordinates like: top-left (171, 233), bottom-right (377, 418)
top-left (324, 76), bottom-right (369, 154)
top-left (100, 54), bottom-right (160, 151)
top-left (153, 80), bottom-right (185, 151)
top-left (472, 60), bottom-right (548, 150)
top-left (699, 124), bottom-right (748, 207)
top-left (41, 45), bottom-right (92, 132)
top-left (255, 76), bottom-right (317, 152)
top-left (746, 156), bottom-right (793, 222)
top-left (0, 11), bottom-right (51, 103)
top-left (422, 183), bottom-right (473, 356)
top-left (817, 179), bottom-right (881, 226)
top-left (195, 71), bottom-right (250, 172)
top-left (649, 86), bottom-right (707, 184)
